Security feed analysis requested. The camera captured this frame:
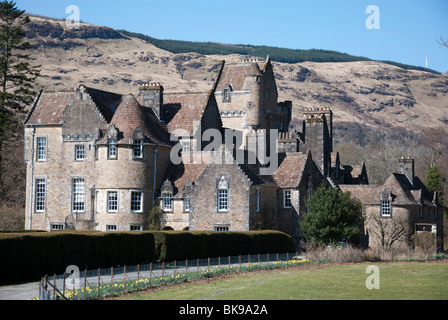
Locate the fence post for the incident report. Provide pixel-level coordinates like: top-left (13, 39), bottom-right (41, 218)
top-left (150, 262), bottom-right (152, 287)
top-left (208, 257), bottom-right (210, 270)
top-left (228, 256), bottom-right (231, 270)
top-left (111, 267), bottom-right (114, 296)
top-left (124, 265), bottom-right (126, 293)
top-left (197, 258), bottom-right (199, 278)
top-left (174, 260), bottom-right (176, 279)
top-left (53, 274), bottom-right (56, 300)
top-left (62, 272), bottom-right (66, 298)
top-left (258, 254), bottom-right (260, 267)
top-left (137, 264), bottom-right (140, 290)
top-left (267, 253), bottom-right (270, 266)
top-left (162, 261), bottom-right (165, 285)
top-left (218, 256), bottom-right (221, 271)
top-left (239, 255), bottom-right (241, 272)
top-left (98, 268), bottom-right (100, 299)
top-left (186, 259), bottom-right (188, 282)
top-left (84, 268), bottom-right (87, 299)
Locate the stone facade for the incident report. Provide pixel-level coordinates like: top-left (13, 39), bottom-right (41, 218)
top-left (23, 57), bottom-right (443, 251)
top-left (340, 158), bottom-right (444, 252)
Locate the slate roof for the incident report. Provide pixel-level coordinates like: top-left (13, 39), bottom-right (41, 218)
top-left (340, 172), bottom-right (437, 206)
top-left (109, 94), bottom-right (171, 147)
top-left (215, 61), bottom-right (265, 92)
top-left (273, 152), bottom-right (310, 188)
top-left (163, 91), bottom-right (213, 136)
top-left (26, 86), bottom-right (123, 126)
top-left (26, 91), bottom-right (74, 125)
top-left (84, 87), bottom-right (122, 123)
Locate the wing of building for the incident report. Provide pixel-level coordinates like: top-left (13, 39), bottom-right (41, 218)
top-left (24, 57), bottom-right (443, 251)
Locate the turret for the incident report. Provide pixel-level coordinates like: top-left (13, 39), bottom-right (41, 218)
top-left (243, 63), bottom-right (264, 129)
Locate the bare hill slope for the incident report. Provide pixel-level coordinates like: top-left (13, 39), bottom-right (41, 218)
top-left (24, 15), bottom-right (448, 146)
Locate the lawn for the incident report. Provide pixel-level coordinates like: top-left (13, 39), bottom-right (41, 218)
top-left (117, 261), bottom-right (448, 300)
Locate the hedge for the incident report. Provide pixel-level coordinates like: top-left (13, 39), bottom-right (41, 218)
top-left (153, 231), bottom-right (296, 261)
top-left (0, 230), bottom-right (295, 285)
top-left (0, 231), bottom-right (156, 285)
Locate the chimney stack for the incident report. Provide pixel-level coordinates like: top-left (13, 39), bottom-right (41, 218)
top-left (139, 83), bottom-right (164, 119)
top-left (398, 157), bottom-right (414, 185)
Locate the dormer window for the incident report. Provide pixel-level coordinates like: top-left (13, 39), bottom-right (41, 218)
top-left (163, 193), bottom-right (173, 212)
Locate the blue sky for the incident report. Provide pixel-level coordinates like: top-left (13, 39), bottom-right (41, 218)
top-left (14, 0), bottom-right (448, 72)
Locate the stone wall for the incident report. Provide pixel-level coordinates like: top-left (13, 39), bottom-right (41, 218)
top-left (190, 153), bottom-right (252, 231)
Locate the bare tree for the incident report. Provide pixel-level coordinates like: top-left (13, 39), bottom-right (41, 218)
top-left (367, 213), bottom-right (408, 251)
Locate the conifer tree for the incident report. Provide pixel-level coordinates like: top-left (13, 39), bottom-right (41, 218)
top-left (0, 0), bottom-right (40, 114)
top-left (426, 166), bottom-right (446, 217)
top-left (0, 1), bottom-right (40, 200)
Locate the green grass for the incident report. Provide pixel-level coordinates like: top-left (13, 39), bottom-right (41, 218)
top-left (117, 262), bottom-right (448, 300)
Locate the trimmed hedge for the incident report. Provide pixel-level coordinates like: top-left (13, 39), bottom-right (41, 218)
top-left (0, 231), bottom-right (156, 285)
top-left (0, 230), bottom-right (295, 285)
top-left (154, 231), bottom-right (296, 262)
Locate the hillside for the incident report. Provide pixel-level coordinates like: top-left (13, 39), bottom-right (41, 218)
top-left (22, 14), bottom-right (448, 148)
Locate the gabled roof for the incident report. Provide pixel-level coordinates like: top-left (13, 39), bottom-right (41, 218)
top-left (25, 86), bottom-right (123, 126)
top-left (26, 91), bottom-right (74, 125)
top-left (383, 173), bottom-right (419, 205)
top-left (340, 172), bottom-right (437, 206)
top-left (163, 91), bottom-right (213, 136)
top-left (84, 87), bottom-right (123, 123)
top-left (339, 185), bottom-right (382, 205)
top-left (273, 152), bottom-right (310, 188)
top-left (214, 60), bottom-right (264, 92)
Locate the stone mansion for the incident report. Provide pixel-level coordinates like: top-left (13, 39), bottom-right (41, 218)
top-left (23, 57), bottom-right (444, 250)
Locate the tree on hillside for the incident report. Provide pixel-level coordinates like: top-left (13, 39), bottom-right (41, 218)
top-left (301, 186), bottom-right (363, 246)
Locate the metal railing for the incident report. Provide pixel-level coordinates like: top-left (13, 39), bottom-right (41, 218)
top-left (38, 252), bottom-right (306, 300)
